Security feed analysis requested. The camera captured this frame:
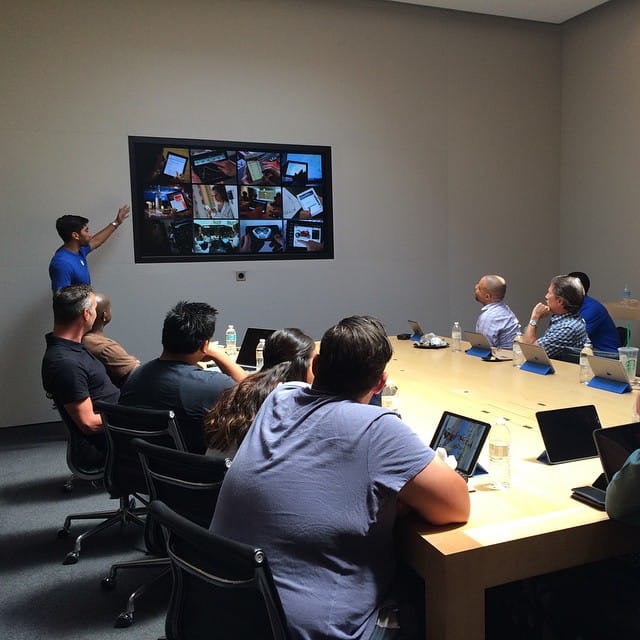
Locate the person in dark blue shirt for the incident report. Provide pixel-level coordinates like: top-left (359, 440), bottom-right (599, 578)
top-left (568, 271), bottom-right (621, 352)
top-left (49, 206), bottom-right (130, 292)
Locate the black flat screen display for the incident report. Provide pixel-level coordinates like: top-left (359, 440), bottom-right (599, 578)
top-left (128, 136), bottom-right (333, 263)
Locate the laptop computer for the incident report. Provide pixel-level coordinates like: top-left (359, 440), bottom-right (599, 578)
top-left (464, 331), bottom-right (492, 358)
top-left (518, 341), bottom-right (555, 375)
top-left (571, 422), bottom-right (640, 509)
top-left (407, 320), bottom-right (424, 341)
top-left (586, 354), bottom-right (632, 393)
top-left (235, 328), bottom-right (276, 370)
top-left (535, 405), bottom-right (601, 464)
top-left (429, 411), bottom-right (491, 480)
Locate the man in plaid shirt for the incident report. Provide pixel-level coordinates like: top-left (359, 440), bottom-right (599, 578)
top-left (522, 275), bottom-right (588, 358)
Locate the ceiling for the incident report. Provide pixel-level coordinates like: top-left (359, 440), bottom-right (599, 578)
top-left (384, 0), bottom-right (611, 24)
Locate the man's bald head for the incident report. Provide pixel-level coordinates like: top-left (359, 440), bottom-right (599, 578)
top-left (475, 275), bottom-right (508, 305)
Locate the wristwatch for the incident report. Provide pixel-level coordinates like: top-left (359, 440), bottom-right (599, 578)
top-left (111, 221), bottom-right (119, 228)
top-left (529, 319), bottom-right (537, 327)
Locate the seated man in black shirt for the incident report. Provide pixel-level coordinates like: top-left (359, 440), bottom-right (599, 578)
top-left (42, 284), bottom-right (120, 467)
top-left (119, 301), bottom-right (247, 453)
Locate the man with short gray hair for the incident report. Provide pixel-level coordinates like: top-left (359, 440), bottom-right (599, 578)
top-left (522, 275), bottom-right (588, 358)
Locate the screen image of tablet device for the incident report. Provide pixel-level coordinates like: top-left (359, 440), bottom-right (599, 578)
top-left (535, 404), bottom-right (601, 464)
top-left (163, 152), bottom-right (188, 178)
top-left (247, 159), bottom-right (264, 182)
top-left (291, 223), bottom-right (322, 248)
top-left (297, 188), bottom-right (323, 216)
top-left (167, 191), bottom-right (188, 212)
top-left (284, 160), bottom-right (308, 178)
top-left (429, 411), bottom-right (491, 479)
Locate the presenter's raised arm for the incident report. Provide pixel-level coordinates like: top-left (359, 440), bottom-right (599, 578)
top-left (89, 205), bottom-right (130, 250)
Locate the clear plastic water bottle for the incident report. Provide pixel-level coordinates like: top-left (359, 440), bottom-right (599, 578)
top-left (225, 324), bottom-right (237, 356)
top-left (489, 418), bottom-right (511, 490)
top-left (255, 338), bottom-right (265, 370)
top-left (579, 340), bottom-right (593, 383)
top-left (451, 322), bottom-right (462, 352)
top-left (623, 284), bottom-right (631, 305)
top-left (512, 324), bottom-right (524, 367)
top-left (381, 379), bottom-right (400, 413)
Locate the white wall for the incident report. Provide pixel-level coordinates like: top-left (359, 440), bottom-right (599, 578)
top-left (560, 0), bottom-right (640, 303)
top-left (0, 0), bottom-right (561, 427)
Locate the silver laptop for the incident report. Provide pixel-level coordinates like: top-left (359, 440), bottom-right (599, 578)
top-left (518, 341), bottom-right (555, 374)
top-left (464, 331), bottom-right (492, 358)
top-left (587, 355), bottom-right (631, 383)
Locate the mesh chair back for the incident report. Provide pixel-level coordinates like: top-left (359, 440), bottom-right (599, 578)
top-left (149, 500), bottom-right (290, 640)
top-left (94, 401), bottom-right (186, 500)
top-left (133, 439), bottom-right (227, 528)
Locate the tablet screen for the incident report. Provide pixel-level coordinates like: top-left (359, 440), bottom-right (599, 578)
top-left (536, 405), bottom-right (600, 464)
top-left (430, 412), bottom-right (491, 476)
top-left (163, 152), bottom-right (188, 178)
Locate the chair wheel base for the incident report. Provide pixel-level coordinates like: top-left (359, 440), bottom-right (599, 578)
top-left (101, 576), bottom-right (116, 590)
top-left (115, 612), bottom-right (133, 628)
top-left (63, 551), bottom-right (79, 565)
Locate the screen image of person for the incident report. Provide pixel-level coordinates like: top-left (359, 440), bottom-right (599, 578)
top-left (239, 222), bottom-right (284, 253)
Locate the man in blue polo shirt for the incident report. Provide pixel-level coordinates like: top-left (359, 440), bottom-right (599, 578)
top-left (568, 271), bottom-right (621, 353)
top-left (49, 205), bottom-right (130, 292)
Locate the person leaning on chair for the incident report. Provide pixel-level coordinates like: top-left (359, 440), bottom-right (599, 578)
top-left (41, 284), bottom-right (119, 467)
top-left (474, 274), bottom-right (519, 348)
top-left (210, 315), bottom-right (470, 640)
top-left (82, 291), bottom-right (140, 388)
top-left (521, 274), bottom-right (588, 358)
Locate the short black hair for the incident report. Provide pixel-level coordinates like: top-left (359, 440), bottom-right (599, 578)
top-left (313, 316), bottom-right (392, 399)
top-left (55, 215), bottom-right (89, 242)
top-left (53, 284), bottom-right (94, 324)
top-left (567, 271), bottom-right (590, 295)
top-left (161, 301), bottom-right (218, 354)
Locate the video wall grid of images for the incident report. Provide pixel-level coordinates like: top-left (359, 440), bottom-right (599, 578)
top-left (128, 136), bottom-right (333, 263)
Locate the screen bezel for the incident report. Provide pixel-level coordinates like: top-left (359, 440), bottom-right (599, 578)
top-left (128, 136), bottom-right (334, 263)
top-left (429, 411), bottom-right (491, 477)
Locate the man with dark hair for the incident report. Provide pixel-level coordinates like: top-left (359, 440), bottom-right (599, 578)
top-left (568, 271), bottom-right (620, 352)
top-left (522, 275), bottom-right (588, 358)
top-left (119, 301), bottom-right (247, 453)
top-left (41, 284), bottom-right (119, 467)
top-left (211, 315), bottom-right (470, 640)
top-left (49, 205), bottom-right (130, 292)
top-left (474, 274), bottom-right (519, 348)
top-left (82, 292), bottom-right (140, 387)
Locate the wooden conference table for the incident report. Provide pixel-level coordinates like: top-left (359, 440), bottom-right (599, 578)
top-left (387, 337), bottom-right (640, 640)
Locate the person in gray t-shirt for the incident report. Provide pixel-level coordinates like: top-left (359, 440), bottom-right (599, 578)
top-left (211, 316), bottom-right (470, 640)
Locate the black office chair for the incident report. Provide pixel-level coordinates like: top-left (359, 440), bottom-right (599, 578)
top-left (149, 500), bottom-right (291, 640)
top-left (101, 438), bottom-right (227, 627)
top-left (58, 402), bottom-right (184, 565)
top-left (54, 402), bottom-right (130, 563)
top-left (618, 326), bottom-right (630, 347)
